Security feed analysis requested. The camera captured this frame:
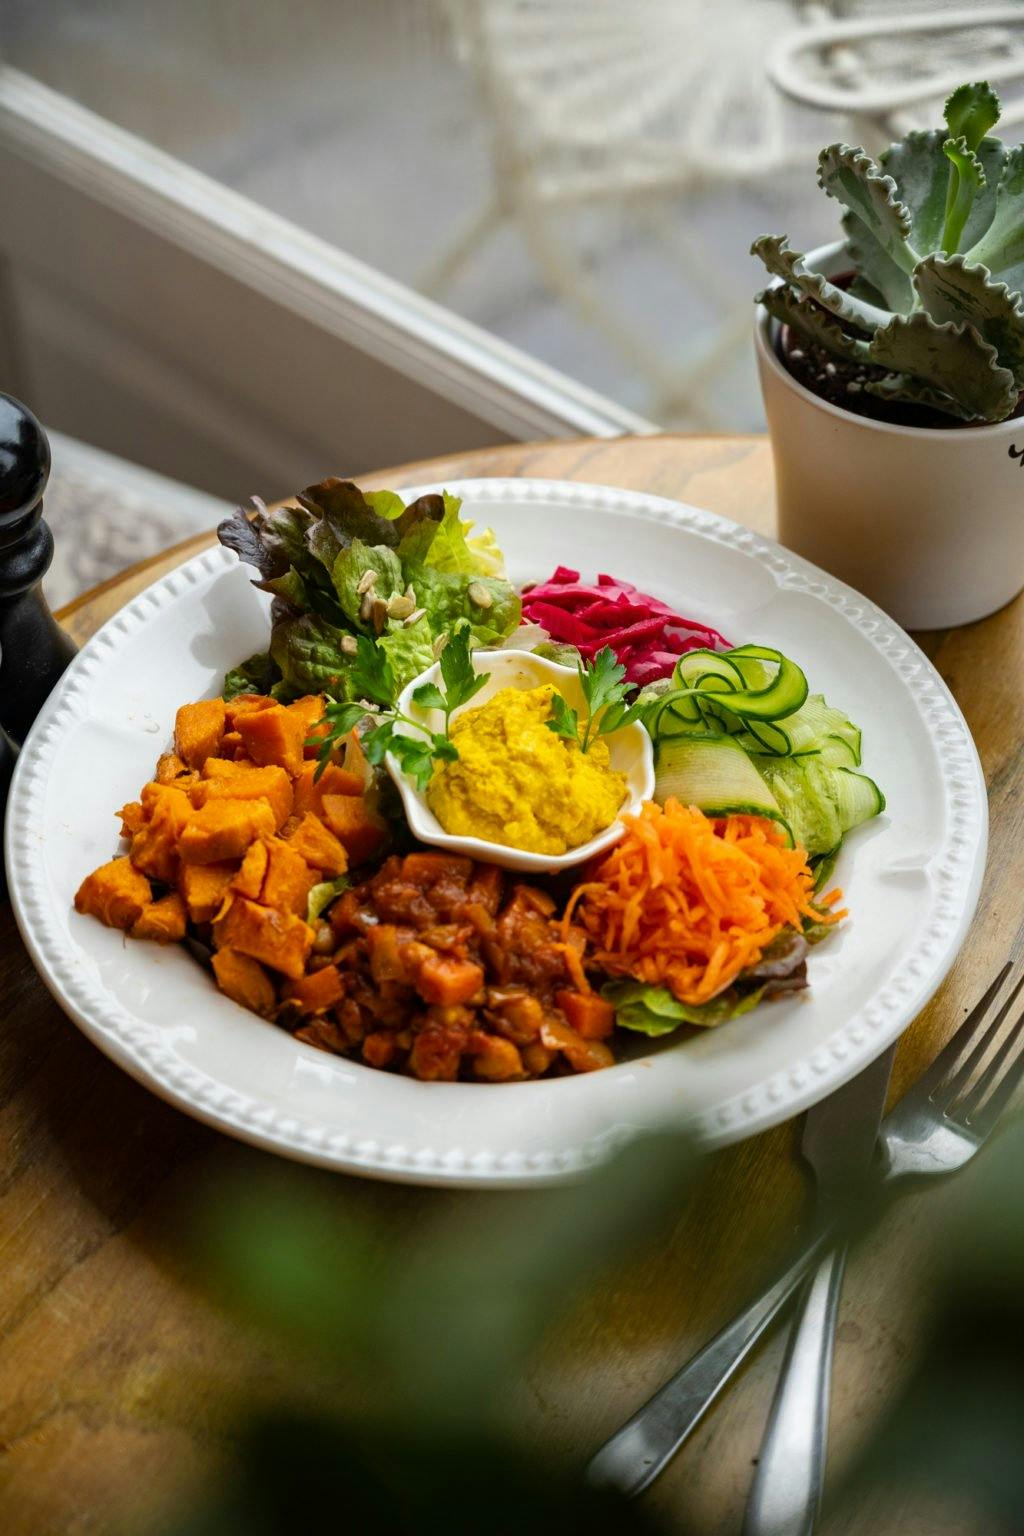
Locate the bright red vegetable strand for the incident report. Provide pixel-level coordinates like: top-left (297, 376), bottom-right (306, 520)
top-left (521, 568), bottom-right (730, 684)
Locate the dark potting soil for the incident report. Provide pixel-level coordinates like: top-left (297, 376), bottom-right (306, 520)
top-left (777, 324), bottom-right (1024, 431)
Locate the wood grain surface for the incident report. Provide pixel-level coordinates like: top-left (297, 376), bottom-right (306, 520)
top-left (4, 434), bottom-right (1020, 1535)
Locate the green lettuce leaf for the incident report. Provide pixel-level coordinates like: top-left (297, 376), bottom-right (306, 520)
top-left (533, 640), bottom-right (583, 669)
top-left (270, 613), bottom-right (360, 701)
top-left (377, 614), bottom-right (435, 693)
top-left (306, 876), bottom-right (349, 925)
top-left (397, 491), bottom-right (506, 578)
top-left (363, 489), bottom-right (406, 522)
top-left (332, 539), bottom-right (404, 626)
top-left (223, 651), bottom-right (280, 700)
top-left (602, 979), bottom-right (767, 1035)
top-left (406, 564), bottom-right (521, 645)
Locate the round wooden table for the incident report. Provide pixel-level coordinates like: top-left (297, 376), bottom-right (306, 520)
top-left (4, 435), bottom-right (1018, 1535)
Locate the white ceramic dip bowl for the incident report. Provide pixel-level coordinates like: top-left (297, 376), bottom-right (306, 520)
top-left (385, 648), bottom-right (655, 873)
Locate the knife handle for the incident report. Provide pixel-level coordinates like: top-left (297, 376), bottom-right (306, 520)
top-left (741, 1244), bottom-right (848, 1536)
top-left (586, 1230), bottom-right (830, 1500)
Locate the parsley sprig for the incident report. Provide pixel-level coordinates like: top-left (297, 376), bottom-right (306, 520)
top-left (545, 645), bottom-right (643, 752)
top-left (310, 625), bottom-right (488, 793)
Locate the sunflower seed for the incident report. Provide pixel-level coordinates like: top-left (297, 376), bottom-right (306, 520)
top-left (404, 607), bottom-right (427, 627)
top-left (387, 593), bottom-right (416, 620)
top-left (371, 597), bottom-right (389, 635)
top-left (432, 633), bottom-right (449, 659)
top-left (467, 581), bottom-right (493, 609)
top-left (359, 592), bottom-right (374, 623)
top-left (340, 634), bottom-right (359, 655)
top-left (356, 569), bottom-right (377, 596)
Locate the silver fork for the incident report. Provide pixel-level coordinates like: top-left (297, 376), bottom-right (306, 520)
top-left (743, 953), bottom-right (1024, 1536)
top-left (588, 952), bottom-right (1024, 1504)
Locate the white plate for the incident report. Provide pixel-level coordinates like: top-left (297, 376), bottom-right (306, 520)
top-left (5, 479), bottom-right (987, 1187)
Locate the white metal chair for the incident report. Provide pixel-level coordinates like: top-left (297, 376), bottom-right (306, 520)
top-left (431, 1), bottom-right (1024, 430)
top-left (772, 5), bottom-right (1024, 147)
top-left (429, 0), bottom-right (831, 430)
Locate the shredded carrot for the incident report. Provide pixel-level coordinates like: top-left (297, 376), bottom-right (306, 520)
top-left (565, 800), bottom-right (843, 1006)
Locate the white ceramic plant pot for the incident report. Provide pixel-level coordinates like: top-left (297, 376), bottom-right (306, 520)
top-left (755, 240), bottom-right (1024, 629)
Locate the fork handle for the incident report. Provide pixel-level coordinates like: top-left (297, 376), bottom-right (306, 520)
top-left (585, 1231), bottom-right (830, 1499)
top-left (741, 1244), bottom-right (848, 1536)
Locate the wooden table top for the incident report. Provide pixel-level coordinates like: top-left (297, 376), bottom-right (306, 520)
top-left (5, 434), bottom-right (1020, 1535)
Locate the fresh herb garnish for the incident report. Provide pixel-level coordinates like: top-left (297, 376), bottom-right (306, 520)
top-left (546, 645), bottom-right (644, 753)
top-left (310, 625), bottom-right (488, 792)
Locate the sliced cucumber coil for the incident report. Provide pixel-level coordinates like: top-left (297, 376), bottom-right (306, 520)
top-left (646, 645), bottom-right (884, 857)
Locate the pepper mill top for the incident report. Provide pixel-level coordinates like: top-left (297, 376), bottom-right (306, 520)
top-left (0, 393), bottom-right (51, 530)
top-left (0, 393), bottom-right (75, 745)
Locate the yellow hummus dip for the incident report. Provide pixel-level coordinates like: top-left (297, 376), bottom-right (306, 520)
top-left (427, 684), bottom-right (627, 856)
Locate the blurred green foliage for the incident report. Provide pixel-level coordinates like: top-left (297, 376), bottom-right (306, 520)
top-left (164, 1117), bottom-right (1024, 1535)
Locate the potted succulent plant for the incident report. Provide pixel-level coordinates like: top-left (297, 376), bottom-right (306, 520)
top-left (753, 81), bottom-right (1024, 629)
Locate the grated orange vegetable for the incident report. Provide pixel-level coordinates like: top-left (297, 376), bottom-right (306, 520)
top-left (564, 799), bottom-right (845, 1006)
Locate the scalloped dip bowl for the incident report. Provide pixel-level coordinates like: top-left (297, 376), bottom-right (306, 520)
top-left (386, 649), bottom-right (655, 873)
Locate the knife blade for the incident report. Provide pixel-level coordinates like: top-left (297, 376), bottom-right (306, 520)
top-left (741, 1042), bottom-right (897, 1536)
top-left (587, 1043), bottom-right (896, 1500)
top-left (801, 1041), bottom-right (896, 1204)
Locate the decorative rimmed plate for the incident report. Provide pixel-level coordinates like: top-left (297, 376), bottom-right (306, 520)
top-left (5, 479), bottom-right (987, 1188)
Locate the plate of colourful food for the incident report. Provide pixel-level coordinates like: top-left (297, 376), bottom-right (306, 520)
top-left (5, 478), bottom-right (986, 1185)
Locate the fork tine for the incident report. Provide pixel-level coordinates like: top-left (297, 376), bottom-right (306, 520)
top-left (957, 981), bottom-right (1024, 1134)
top-left (936, 969), bottom-right (1024, 1113)
top-left (910, 961), bottom-right (1013, 1107)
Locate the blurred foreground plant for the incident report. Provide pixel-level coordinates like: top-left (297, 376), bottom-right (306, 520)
top-left (169, 1131), bottom-right (703, 1536)
top-left (164, 1116), bottom-right (1024, 1535)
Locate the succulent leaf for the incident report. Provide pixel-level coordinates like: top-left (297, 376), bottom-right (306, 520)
top-left (942, 136), bottom-right (987, 255)
top-left (879, 131), bottom-right (1002, 261)
top-left (867, 311), bottom-right (1017, 420)
top-left (862, 374), bottom-right (975, 421)
top-left (914, 254), bottom-right (1024, 385)
top-left (751, 236), bottom-right (892, 336)
top-left (881, 130), bottom-right (951, 258)
top-left (754, 85), bottom-right (1024, 422)
top-left (944, 81), bottom-right (1000, 153)
top-left (757, 286), bottom-right (872, 363)
top-left (965, 144), bottom-right (1024, 292)
top-left (842, 214), bottom-right (914, 313)
top-left (818, 144), bottom-right (918, 275)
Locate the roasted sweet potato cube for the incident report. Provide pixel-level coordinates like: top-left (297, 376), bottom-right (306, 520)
top-left (232, 839), bottom-right (269, 900)
top-left (155, 751), bottom-right (189, 784)
top-left (555, 989), bottom-right (615, 1040)
top-left (284, 964), bottom-right (345, 1013)
top-left (179, 860), bottom-right (238, 923)
top-left (286, 695), bottom-right (330, 759)
top-left (225, 693), bottom-right (276, 728)
top-left (236, 703), bottom-right (306, 778)
top-left (342, 728), bottom-right (371, 790)
top-left (131, 892), bottom-right (188, 943)
top-left (320, 793), bottom-right (387, 865)
top-left (212, 948), bottom-right (277, 1016)
top-left (261, 839), bottom-right (316, 918)
top-left (140, 780), bottom-right (192, 818)
top-left (75, 856), bottom-right (151, 931)
top-left (175, 699), bottom-right (226, 769)
top-left (131, 783), bottom-right (193, 882)
top-left (292, 760), bottom-right (365, 817)
top-left (199, 765), bottom-right (292, 828)
top-left (284, 813), bottom-right (348, 877)
top-left (416, 954), bottom-right (485, 1007)
top-left (212, 896), bottom-right (313, 980)
top-left (118, 801), bottom-right (145, 837)
top-left (201, 757), bottom-right (255, 781)
top-left (179, 799), bottom-right (276, 864)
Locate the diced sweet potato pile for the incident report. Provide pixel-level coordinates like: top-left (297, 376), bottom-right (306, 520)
top-left (75, 692), bottom-right (616, 1081)
top-left (75, 691), bottom-right (385, 1009)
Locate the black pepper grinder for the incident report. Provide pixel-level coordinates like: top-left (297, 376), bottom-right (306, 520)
top-left (0, 393), bottom-right (76, 745)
